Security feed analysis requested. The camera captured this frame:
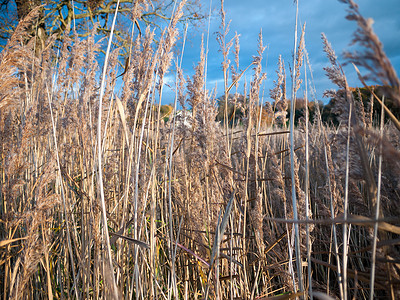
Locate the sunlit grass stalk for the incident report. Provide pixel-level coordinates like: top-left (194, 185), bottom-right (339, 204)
top-left (218, 0), bottom-right (233, 156)
top-left (342, 101), bottom-right (352, 300)
top-left (96, 1), bottom-right (120, 298)
top-left (289, 0), bottom-right (303, 293)
top-left (45, 83), bottom-right (79, 300)
top-left (370, 96), bottom-right (384, 300)
top-left (303, 52), bottom-right (312, 299)
top-left (133, 88), bottom-right (152, 299)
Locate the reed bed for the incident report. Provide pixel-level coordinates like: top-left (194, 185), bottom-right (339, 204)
top-left (1, 0), bottom-right (399, 299)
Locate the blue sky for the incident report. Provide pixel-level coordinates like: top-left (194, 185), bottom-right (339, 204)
top-left (163, 0), bottom-right (400, 104)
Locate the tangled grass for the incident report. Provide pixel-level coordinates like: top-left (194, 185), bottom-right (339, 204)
top-left (1, 1), bottom-right (399, 299)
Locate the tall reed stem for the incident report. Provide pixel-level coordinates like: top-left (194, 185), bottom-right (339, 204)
top-left (97, 1), bottom-right (120, 298)
top-left (370, 96), bottom-right (385, 300)
top-left (289, 0), bottom-right (304, 294)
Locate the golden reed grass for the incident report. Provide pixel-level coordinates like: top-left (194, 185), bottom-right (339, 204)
top-left (0, 1), bottom-right (399, 299)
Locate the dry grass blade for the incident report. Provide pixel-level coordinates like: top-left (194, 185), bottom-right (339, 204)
top-left (311, 258), bottom-right (387, 289)
top-left (265, 230), bottom-right (289, 255)
top-left (215, 160), bottom-right (245, 177)
top-left (351, 238), bottom-right (400, 254)
top-left (115, 95), bottom-right (130, 148)
top-left (219, 253), bottom-right (243, 268)
top-left (255, 130), bottom-right (290, 137)
top-left (156, 233), bottom-right (210, 267)
top-left (263, 215), bottom-right (400, 226)
top-left (204, 192), bottom-right (235, 298)
top-left (341, 0), bottom-right (400, 104)
top-left (0, 237), bottom-right (27, 248)
top-left (210, 192), bottom-right (235, 267)
top-left (109, 232), bottom-right (149, 249)
top-left (226, 62), bottom-right (254, 94)
top-left (342, 214), bottom-right (400, 235)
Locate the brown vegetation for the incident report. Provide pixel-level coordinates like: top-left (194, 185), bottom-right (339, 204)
top-left (1, 1), bottom-right (400, 299)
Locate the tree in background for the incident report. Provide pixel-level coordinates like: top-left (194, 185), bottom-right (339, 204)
top-left (216, 94), bottom-right (275, 128)
top-left (0, 0), bottom-right (205, 57)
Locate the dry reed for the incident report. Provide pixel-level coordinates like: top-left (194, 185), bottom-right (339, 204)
top-left (1, 1), bottom-right (399, 299)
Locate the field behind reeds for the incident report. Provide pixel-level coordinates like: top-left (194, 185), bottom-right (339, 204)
top-left (1, 0), bottom-right (400, 299)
